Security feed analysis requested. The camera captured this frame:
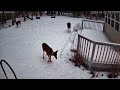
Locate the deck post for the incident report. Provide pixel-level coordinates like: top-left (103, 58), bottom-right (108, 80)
top-left (77, 34), bottom-right (80, 55)
top-left (89, 42), bottom-right (96, 70)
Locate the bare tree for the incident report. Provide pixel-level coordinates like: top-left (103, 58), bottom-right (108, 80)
top-left (26, 11), bottom-right (29, 18)
top-left (12, 12), bottom-right (16, 25)
top-left (1, 11), bottom-right (5, 27)
top-left (31, 11), bottom-right (33, 20)
top-left (23, 11), bottom-right (26, 21)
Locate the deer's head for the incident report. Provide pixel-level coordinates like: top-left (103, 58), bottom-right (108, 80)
top-left (53, 50), bottom-right (58, 59)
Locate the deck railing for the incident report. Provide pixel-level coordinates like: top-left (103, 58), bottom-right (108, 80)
top-left (74, 19), bottom-right (120, 71)
top-left (77, 34), bottom-right (120, 71)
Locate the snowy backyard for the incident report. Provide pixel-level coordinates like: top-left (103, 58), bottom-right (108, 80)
top-left (0, 16), bottom-right (120, 79)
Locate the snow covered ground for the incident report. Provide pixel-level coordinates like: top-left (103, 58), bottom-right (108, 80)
top-left (0, 19), bottom-right (12, 29)
top-left (0, 16), bottom-right (120, 79)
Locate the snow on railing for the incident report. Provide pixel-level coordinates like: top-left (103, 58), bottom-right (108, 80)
top-left (81, 19), bottom-right (105, 31)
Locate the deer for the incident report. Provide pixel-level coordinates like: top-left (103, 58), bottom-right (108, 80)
top-left (16, 20), bottom-right (21, 27)
top-left (67, 22), bottom-right (71, 33)
top-left (42, 43), bottom-right (58, 62)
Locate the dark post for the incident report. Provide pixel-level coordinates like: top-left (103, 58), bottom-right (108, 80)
top-left (12, 13), bottom-right (16, 25)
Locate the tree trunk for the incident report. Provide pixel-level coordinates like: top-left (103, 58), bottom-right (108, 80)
top-left (4, 12), bottom-right (6, 23)
top-left (35, 11), bottom-right (37, 17)
top-left (1, 11), bottom-right (4, 25)
top-left (23, 11), bottom-right (26, 21)
top-left (31, 11), bottom-right (33, 20)
top-left (26, 11), bottom-right (29, 18)
top-left (12, 13), bottom-right (16, 25)
top-left (58, 11), bottom-right (60, 15)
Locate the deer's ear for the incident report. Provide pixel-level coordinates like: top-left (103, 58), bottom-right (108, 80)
top-left (56, 50), bottom-right (58, 53)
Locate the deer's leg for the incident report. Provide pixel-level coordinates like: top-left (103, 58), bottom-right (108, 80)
top-left (20, 22), bottom-right (21, 26)
top-left (47, 55), bottom-right (50, 62)
top-left (50, 56), bottom-right (52, 62)
top-left (16, 24), bottom-right (18, 28)
top-left (43, 51), bottom-right (44, 59)
top-left (69, 28), bottom-right (71, 32)
top-left (68, 28), bottom-right (70, 33)
top-left (68, 28), bottom-right (69, 33)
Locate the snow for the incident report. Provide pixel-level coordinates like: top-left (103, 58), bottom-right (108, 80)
top-left (0, 16), bottom-right (120, 79)
top-left (78, 29), bottom-right (110, 42)
top-left (0, 19), bottom-right (12, 29)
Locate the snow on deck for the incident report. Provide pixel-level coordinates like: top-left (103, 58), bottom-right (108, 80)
top-left (0, 16), bottom-right (119, 79)
top-left (78, 29), bottom-right (110, 42)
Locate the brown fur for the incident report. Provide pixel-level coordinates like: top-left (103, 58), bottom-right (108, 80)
top-left (42, 43), bottom-right (58, 62)
top-left (16, 20), bottom-right (21, 27)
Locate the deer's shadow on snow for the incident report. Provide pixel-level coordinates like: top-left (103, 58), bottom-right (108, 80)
top-left (42, 57), bottom-right (57, 64)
